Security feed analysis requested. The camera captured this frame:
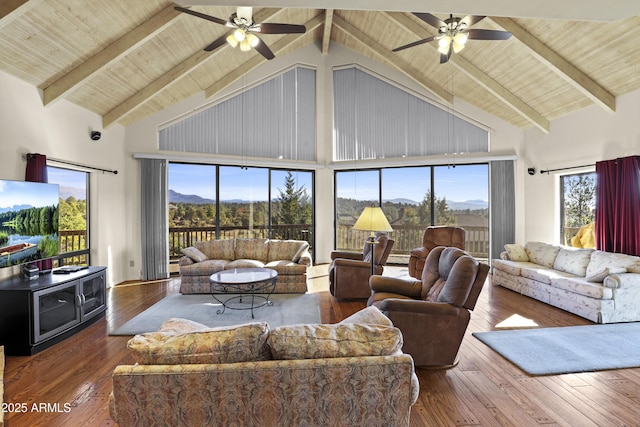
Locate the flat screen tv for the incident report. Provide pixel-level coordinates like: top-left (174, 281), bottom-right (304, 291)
top-left (0, 179), bottom-right (59, 269)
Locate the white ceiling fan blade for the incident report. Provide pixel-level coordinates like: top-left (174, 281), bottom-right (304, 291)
top-left (237, 7), bottom-right (253, 21)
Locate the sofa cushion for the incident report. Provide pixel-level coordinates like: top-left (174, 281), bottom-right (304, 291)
top-left (227, 259), bottom-right (266, 269)
top-left (340, 306), bottom-right (394, 327)
top-left (550, 277), bottom-right (613, 299)
top-left (182, 246), bottom-right (208, 262)
top-left (520, 265), bottom-right (574, 285)
top-left (180, 259), bottom-right (229, 276)
top-left (586, 251), bottom-right (640, 278)
top-left (586, 267), bottom-right (627, 283)
top-left (268, 323), bottom-right (402, 360)
top-left (264, 260), bottom-right (307, 275)
top-left (553, 248), bottom-right (594, 277)
top-left (267, 240), bottom-right (308, 262)
top-left (504, 244), bottom-right (529, 262)
top-left (235, 238), bottom-right (268, 262)
top-left (524, 242), bottom-right (561, 268)
top-left (195, 239), bottom-right (235, 261)
top-left (127, 321), bottom-right (271, 365)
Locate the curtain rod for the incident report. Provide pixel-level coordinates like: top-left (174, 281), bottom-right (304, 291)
top-left (540, 163), bottom-right (594, 174)
top-left (27, 154), bottom-right (118, 175)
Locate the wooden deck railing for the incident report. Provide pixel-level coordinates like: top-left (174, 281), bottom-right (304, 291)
top-left (58, 230), bottom-right (88, 265)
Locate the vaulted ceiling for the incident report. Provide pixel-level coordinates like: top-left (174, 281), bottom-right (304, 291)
top-left (2, 1), bottom-right (639, 133)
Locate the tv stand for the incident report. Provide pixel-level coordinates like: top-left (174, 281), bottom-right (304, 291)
top-left (0, 266), bottom-right (107, 355)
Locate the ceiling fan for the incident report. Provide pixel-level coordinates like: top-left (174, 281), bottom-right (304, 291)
top-left (175, 6), bottom-right (306, 60)
top-left (393, 13), bottom-right (512, 64)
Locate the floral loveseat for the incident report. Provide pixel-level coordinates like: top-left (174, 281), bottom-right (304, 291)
top-left (110, 307), bottom-right (419, 426)
top-left (492, 241), bottom-right (640, 323)
top-left (179, 238), bottom-right (312, 294)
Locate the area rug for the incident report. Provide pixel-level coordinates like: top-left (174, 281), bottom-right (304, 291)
top-left (473, 323), bottom-right (640, 375)
top-left (110, 293), bottom-right (321, 335)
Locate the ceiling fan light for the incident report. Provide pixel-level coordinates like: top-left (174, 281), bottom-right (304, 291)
top-left (454, 32), bottom-right (468, 46)
top-left (233, 28), bottom-right (246, 42)
top-left (246, 33), bottom-right (259, 48)
top-left (226, 33), bottom-right (238, 48)
top-left (452, 41), bottom-right (465, 53)
top-left (437, 36), bottom-right (451, 54)
top-left (240, 38), bottom-right (251, 51)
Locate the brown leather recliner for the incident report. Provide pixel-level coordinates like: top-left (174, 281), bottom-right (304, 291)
top-left (328, 232), bottom-right (395, 300)
top-left (367, 246), bottom-right (489, 368)
top-left (409, 226), bottom-right (466, 279)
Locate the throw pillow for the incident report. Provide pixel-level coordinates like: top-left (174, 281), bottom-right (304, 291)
top-left (586, 267), bottom-right (627, 283)
top-left (292, 241), bottom-right (310, 263)
top-left (553, 248), bottom-right (593, 277)
top-left (268, 323), bottom-right (402, 360)
top-left (127, 322), bottom-right (271, 365)
top-left (181, 246), bottom-right (207, 263)
top-left (158, 317), bottom-right (208, 334)
top-left (504, 244), bottom-right (529, 262)
top-left (340, 306), bottom-right (393, 327)
top-left (524, 241), bottom-right (561, 268)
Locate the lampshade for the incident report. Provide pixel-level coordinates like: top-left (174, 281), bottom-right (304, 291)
top-left (353, 206), bottom-right (393, 233)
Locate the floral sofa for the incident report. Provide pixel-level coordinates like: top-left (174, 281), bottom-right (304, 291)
top-left (492, 241), bottom-right (640, 323)
top-left (110, 307), bottom-right (419, 426)
top-left (179, 238), bottom-right (312, 294)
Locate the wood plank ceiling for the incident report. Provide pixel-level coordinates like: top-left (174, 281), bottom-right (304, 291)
top-left (1, 0), bottom-right (639, 133)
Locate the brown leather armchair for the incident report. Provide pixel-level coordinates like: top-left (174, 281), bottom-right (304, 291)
top-left (367, 246), bottom-right (489, 368)
top-left (328, 232), bottom-right (394, 300)
top-left (409, 226), bottom-right (465, 279)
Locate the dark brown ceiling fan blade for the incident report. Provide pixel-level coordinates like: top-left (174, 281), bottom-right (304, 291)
top-left (258, 23), bottom-right (306, 34)
top-left (440, 43), bottom-right (452, 64)
top-left (392, 36), bottom-right (437, 52)
top-left (460, 15), bottom-right (486, 27)
top-left (174, 6), bottom-right (227, 26)
top-left (413, 12), bottom-right (446, 29)
top-left (466, 29), bottom-right (513, 40)
top-left (204, 32), bottom-right (231, 52)
top-left (253, 37), bottom-right (275, 60)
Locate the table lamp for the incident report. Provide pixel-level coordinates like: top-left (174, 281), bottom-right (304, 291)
top-left (353, 205), bottom-right (393, 276)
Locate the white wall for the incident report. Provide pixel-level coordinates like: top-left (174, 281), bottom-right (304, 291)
top-left (522, 89), bottom-right (640, 244)
top-left (0, 71), bottom-right (129, 285)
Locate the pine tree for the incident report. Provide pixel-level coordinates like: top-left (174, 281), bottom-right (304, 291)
top-left (565, 174), bottom-right (595, 227)
top-left (275, 172), bottom-right (311, 225)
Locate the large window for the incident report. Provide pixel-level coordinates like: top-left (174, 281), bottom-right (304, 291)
top-left (47, 166), bottom-right (89, 266)
top-left (561, 172), bottom-right (596, 247)
top-left (168, 163), bottom-right (314, 259)
top-left (335, 164), bottom-right (489, 259)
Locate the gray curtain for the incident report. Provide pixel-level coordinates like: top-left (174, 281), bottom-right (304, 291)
top-left (490, 160), bottom-right (515, 262)
top-left (141, 158), bottom-right (169, 280)
top-left (333, 67), bottom-right (489, 161)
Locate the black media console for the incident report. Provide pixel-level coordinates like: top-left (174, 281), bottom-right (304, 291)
top-left (0, 266), bottom-right (107, 355)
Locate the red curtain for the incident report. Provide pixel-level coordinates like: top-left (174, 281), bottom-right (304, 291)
top-left (25, 153), bottom-right (53, 271)
top-left (595, 155), bottom-right (640, 256)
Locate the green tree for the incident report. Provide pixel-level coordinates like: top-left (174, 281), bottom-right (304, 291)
top-left (564, 174), bottom-right (596, 227)
top-left (275, 172), bottom-right (311, 225)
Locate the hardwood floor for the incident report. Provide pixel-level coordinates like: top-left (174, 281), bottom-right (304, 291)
top-left (4, 265), bottom-right (640, 426)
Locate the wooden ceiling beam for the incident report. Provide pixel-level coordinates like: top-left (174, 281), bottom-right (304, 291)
top-left (490, 17), bottom-right (616, 113)
top-left (386, 12), bottom-right (549, 133)
top-left (0, 0), bottom-right (44, 30)
top-left (43, 4), bottom-right (181, 106)
top-left (322, 9), bottom-right (334, 54)
top-left (332, 15), bottom-right (452, 105)
top-left (104, 8), bottom-right (282, 127)
top-left (205, 13), bottom-right (324, 98)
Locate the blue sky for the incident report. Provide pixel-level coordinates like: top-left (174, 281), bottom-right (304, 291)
top-left (0, 179), bottom-right (59, 208)
top-left (168, 163), bottom-right (313, 201)
top-left (168, 163), bottom-right (488, 203)
top-left (48, 167), bottom-right (86, 191)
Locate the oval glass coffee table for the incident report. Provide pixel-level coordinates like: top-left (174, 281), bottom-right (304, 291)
top-left (209, 268), bottom-right (278, 319)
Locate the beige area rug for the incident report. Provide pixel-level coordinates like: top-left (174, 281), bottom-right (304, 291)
top-left (110, 293), bottom-right (321, 335)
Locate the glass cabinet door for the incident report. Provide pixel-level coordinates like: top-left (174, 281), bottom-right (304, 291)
top-left (33, 282), bottom-right (80, 343)
top-left (80, 272), bottom-right (105, 320)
